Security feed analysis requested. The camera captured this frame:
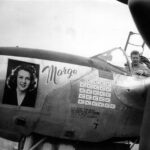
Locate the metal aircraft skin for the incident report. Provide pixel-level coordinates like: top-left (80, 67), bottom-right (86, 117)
top-left (0, 0), bottom-right (150, 149)
top-left (118, 0), bottom-right (150, 150)
top-left (0, 46), bottom-right (149, 149)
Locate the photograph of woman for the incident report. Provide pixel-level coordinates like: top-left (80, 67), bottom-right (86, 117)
top-left (3, 59), bottom-right (39, 107)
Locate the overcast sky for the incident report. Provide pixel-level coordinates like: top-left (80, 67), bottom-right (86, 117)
top-left (0, 0), bottom-right (138, 57)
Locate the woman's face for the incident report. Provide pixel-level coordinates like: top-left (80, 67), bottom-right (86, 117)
top-left (17, 70), bottom-right (31, 92)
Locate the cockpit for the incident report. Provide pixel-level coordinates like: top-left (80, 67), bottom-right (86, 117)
top-left (94, 46), bottom-right (150, 77)
top-left (92, 47), bottom-right (132, 75)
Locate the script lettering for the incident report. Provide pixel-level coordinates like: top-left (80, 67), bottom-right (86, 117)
top-left (42, 65), bottom-right (77, 84)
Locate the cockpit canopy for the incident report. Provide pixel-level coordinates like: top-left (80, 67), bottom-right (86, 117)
top-left (92, 47), bottom-right (132, 75)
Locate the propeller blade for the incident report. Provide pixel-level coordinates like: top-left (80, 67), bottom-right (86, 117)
top-left (117, 0), bottom-right (128, 4)
top-left (129, 0), bottom-right (150, 47)
top-left (139, 87), bottom-right (150, 150)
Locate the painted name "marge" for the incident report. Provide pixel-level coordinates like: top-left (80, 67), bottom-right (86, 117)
top-left (42, 65), bottom-right (77, 84)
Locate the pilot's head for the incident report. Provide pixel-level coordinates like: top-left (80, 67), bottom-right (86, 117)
top-left (131, 50), bottom-right (140, 66)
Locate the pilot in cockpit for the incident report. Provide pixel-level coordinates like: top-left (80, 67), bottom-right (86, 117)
top-left (130, 50), bottom-right (150, 77)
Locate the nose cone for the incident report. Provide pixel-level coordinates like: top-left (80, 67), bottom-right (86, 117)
top-left (114, 75), bottom-right (150, 110)
top-left (129, 0), bottom-right (150, 47)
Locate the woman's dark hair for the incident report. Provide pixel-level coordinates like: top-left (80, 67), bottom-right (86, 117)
top-left (6, 64), bottom-right (37, 91)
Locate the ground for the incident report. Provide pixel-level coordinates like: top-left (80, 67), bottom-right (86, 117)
top-left (0, 138), bottom-right (139, 150)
